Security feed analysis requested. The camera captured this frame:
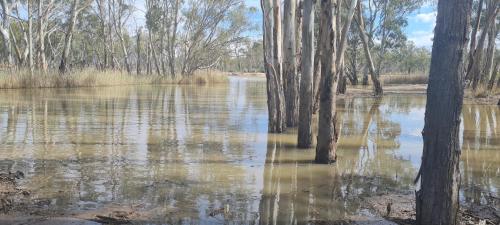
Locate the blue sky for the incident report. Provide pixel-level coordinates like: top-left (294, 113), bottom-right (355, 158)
top-left (243, 0), bottom-right (437, 48)
top-left (132, 0), bottom-right (437, 48)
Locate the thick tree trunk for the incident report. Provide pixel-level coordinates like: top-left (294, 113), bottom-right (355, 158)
top-left (315, 0), bottom-right (338, 164)
top-left (262, 0), bottom-right (286, 133)
top-left (297, 0), bottom-right (314, 148)
top-left (273, 0), bottom-right (286, 132)
top-left (296, 0), bottom-right (303, 77)
top-left (59, 0), bottom-right (80, 74)
top-left (315, 0), bottom-right (357, 163)
top-left (283, 0), bottom-right (299, 127)
top-left (415, 0), bottom-right (471, 224)
top-left (356, 2), bottom-right (382, 95)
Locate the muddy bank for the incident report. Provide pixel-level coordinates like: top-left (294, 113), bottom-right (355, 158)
top-left (230, 74), bottom-right (500, 105)
top-left (365, 193), bottom-right (499, 225)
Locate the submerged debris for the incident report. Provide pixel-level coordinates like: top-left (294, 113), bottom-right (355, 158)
top-left (91, 210), bottom-right (137, 224)
top-left (0, 171), bottom-right (29, 213)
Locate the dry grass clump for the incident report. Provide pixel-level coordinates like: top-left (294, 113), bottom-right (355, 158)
top-left (381, 74), bottom-right (428, 85)
top-left (0, 69), bottom-right (228, 89)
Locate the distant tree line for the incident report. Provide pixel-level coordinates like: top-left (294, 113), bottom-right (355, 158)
top-left (0, 0), bottom-right (255, 76)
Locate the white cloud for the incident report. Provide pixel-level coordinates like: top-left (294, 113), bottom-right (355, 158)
top-left (408, 30), bottom-right (434, 48)
top-left (415, 12), bottom-right (437, 23)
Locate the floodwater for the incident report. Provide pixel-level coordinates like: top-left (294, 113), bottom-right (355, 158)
top-left (0, 77), bottom-right (498, 224)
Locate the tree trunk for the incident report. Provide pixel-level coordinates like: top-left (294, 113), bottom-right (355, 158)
top-left (296, 0), bottom-right (303, 77)
top-left (273, 0), bottom-right (286, 132)
top-left (28, 0), bottom-right (34, 74)
top-left (315, 0), bottom-right (358, 163)
top-left (362, 65), bottom-right (368, 85)
top-left (486, 20), bottom-right (498, 90)
top-left (97, 0), bottom-right (108, 69)
top-left (0, 0), bottom-right (13, 67)
top-left (59, 0), bottom-right (80, 74)
top-left (0, 0), bottom-right (14, 66)
top-left (335, 0), bottom-right (357, 94)
top-left (469, 2), bottom-right (498, 90)
top-left (315, 0), bottom-right (338, 164)
top-left (283, 0), bottom-right (299, 127)
top-left (415, 0), bottom-right (471, 224)
top-left (337, 66), bottom-right (347, 94)
top-left (297, 0), bottom-right (314, 148)
top-left (167, 0), bottom-right (180, 78)
top-left (37, 0), bottom-right (49, 72)
top-left (466, 0), bottom-right (483, 78)
top-left (147, 32), bottom-right (152, 75)
top-left (356, 2), bottom-right (382, 95)
top-left (312, 1), bottom-right (323, 114)
top-left (262, 0), bottom-right (286, 133)
top-left (136, 28), bottom-right (142, 75)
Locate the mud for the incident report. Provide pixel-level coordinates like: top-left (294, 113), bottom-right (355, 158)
top-left (365, 193), bottom-right (499, 225)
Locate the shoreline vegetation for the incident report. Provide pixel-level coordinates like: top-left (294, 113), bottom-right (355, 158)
top-left (0, 69), bottom-right (229, 89)
top-left (0, 71), bottom-right (498, 104)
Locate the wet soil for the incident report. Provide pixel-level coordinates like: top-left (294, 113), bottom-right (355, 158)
top-left (365, 193), bottom-right (499, 225)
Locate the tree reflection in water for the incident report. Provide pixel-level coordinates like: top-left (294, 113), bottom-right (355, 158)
top-left (0, 78), bottom-right (497, 223)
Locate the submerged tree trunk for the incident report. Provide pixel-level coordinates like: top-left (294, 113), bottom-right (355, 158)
top-left (273, 0), bottom-right (286, 132)
top-left (316, 0), bottom-right (357, 163)
top-left (415, 0), bottom-right (471, 224)
top-left (262, 0), bottom-right (286, 133)
top-left (283, 0), bottom-right (299, 127)
top-left (356, 2), bottom-right (382, 96)
top-left (297, 0), bottom-right (314, 148)
top-left (315, 0), bottom-right (337, 164)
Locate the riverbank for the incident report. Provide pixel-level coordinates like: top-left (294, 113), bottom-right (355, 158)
top-left (233, 73), bottom-right (500, 105)
top-left (0, 70), bottom-right (228, 89)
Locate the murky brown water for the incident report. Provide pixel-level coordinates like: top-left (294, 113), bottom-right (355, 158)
top-left (0, 77), bottom-right (498, 224)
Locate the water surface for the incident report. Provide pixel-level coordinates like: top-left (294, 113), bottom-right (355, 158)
top-left (0, 77), bottom-right (498, 223)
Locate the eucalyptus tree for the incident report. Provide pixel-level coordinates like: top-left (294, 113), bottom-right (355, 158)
top-left (466, 0), bottom-right (498, 90)
top-left (0, 0), bottom-right (15, 67)
top-left (415, 0), bottom-right (472, 224)
top-left (283, 0), bottom-right (299, 127)
top-left (261, 0), bottom-right (286, 133)
top-left (59, 0), bottom-right (92, 73)
top-left (110, 0), bottom-right (133, 74)
top-left (297, 0), bottom-right (314, 148)
top-left (315, 0), bottom-right (357, 163)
